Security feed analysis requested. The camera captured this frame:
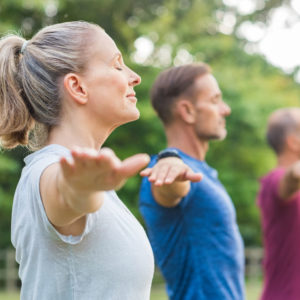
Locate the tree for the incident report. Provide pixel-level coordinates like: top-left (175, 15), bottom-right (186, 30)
top-left (0, 0), bottom-right (300, 248)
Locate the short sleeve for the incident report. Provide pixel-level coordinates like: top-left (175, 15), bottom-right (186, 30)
top-left (29, 154), bottom-right (95, 245)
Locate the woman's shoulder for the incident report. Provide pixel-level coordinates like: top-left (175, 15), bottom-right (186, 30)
top-left (24, 144), bottom-right (70, 166)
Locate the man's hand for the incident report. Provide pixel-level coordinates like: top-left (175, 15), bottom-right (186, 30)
top-left (140, 157), bottom-right (202, 207)
top-left (279, 161), bottom-right (300, 200)
top-left (140, 157), bottom-right (202, 185)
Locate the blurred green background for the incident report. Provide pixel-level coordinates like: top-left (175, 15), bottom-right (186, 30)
top-left (0, 0), bottom-right (300, 298)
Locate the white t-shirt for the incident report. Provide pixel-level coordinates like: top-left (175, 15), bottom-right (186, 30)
top-left (11, 144), bottom-right (154, 300)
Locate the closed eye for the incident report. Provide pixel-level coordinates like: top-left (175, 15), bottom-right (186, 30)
top-left (211, 94), bottom-right (222, 104)
top-left (115, 61), bottom-right (124, 71)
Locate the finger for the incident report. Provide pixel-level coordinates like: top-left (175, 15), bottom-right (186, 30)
top-left (147, 163), bottom-right (167, 182)
top-left (184, 169), bottom-right (203, 182)
top-left (70, 148), bottom-right (88, 167)
top-left (164, 166), bottom-right (184, 184)
top-left (71, 147), bottom-right (118, 172)
top-left (60, 157), bottom-right (74, 177)
top-left (99, 147), bottom-right (116, 156)
top-left (80, 148), bottom-right (108, 169)
top-left (96, 147), bottom-right (121, 169)
top-left (152, 165), bottom-right (171, 186)
top-left (82, 147), bottom-right (100, 158)
top-left (118, 154), bottom-right (150, 178)
top-left (140, 167), bottom-right (152, 177)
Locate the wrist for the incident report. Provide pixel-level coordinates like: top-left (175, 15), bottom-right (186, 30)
top-left (157, 149), bottom-right (182, 162)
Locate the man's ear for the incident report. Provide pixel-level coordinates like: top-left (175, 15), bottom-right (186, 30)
top-left (63, 73), bottom-right (88, 105)
top-left (175, 100), bottom-right (196, 124)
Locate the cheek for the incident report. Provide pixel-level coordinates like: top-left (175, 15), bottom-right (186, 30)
top-left (110, 74), bottom-right (127, 95)
top-left (197, 107), bottom-right (215, 123)
top-left (198, 110), bottom-right (221, 132)
top-left (206, 108), bottom-right (220, 123)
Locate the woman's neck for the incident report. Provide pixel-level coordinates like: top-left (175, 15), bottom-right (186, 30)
top-left (47, 113), bottom-right (114, 150)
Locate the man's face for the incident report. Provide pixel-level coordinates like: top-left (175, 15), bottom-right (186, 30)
top-left (192, 74), bottom-right (231, 141)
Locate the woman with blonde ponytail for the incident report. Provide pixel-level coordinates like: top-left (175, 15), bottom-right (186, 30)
top-left (0, 21), bottom-right (154, 299)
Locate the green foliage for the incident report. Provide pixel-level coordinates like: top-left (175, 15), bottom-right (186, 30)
top-left (0, 153), bottom-right (22, 249)
top-left (0, 0), bottom-right (300, 249)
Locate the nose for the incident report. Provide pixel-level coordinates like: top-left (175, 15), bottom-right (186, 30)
top-left (220, 100), bottom-right (231, 116)
top-left (128, 68), bottom-right (141, 87)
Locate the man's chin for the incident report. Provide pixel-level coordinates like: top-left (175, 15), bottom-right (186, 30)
top-left (209, 131), bottom-right (227, 141)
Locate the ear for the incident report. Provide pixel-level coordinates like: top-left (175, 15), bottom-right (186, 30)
top-left (63, 73), bottom-right (88, 105)
top-left (175, 100), bottom-right (196, 124)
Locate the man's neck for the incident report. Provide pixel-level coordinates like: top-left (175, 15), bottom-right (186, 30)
top-left (165, 124), bottom-right (209, 161)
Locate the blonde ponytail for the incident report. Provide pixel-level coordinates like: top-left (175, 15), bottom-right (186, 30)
top-left (0, 35), bottom-right (34, 148)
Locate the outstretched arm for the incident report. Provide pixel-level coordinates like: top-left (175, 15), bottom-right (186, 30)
top-left (40, 147), bottom-right (150, 235)
top-left (140, 157), bottom-right (202, 207)
top-left (279, 161), bottom-right (300, 200)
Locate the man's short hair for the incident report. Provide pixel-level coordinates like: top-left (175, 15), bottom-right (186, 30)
top-left (266, 108), bottom-right (299, 154)
top-left (150, 63), bottom-right (211, 125)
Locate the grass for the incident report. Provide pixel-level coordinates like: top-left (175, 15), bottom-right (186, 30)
top-left (0, 280), bottom-right (262, 300)
top-left (150, 280), bottom-right (262, 300)
top-left (0, 292), bottom-right (19, 300)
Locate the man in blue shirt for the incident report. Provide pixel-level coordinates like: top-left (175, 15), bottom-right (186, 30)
top-left (139, 63), bottom-right (245, 300)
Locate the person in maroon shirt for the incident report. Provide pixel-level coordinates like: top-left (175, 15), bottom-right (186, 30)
top-left (257, 107), bottom-right (300, 300)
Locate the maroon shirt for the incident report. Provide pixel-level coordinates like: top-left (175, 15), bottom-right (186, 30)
top-left (257, 168), bottom-right (300, 300)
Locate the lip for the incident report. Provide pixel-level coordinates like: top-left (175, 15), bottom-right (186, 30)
top-left (126, 93), bottom-right (136, 98)
top-left (126, 93), bottom-right (137, 103)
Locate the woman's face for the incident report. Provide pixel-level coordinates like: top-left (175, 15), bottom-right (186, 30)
top-left (81, 28), bottom-right (141, 129)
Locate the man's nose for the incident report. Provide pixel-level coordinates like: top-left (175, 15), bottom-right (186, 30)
top-left (220, 101), bottom-right (231, 116)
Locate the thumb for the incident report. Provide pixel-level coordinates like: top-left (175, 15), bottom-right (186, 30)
top-left (119, 154), bottom-right (150, 178)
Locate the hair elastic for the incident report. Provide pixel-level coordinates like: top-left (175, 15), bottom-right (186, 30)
top-left (20, 41), bottom-right (28, 54)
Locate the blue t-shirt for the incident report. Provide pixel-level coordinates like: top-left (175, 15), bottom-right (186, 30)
top-left (139, 148), bottom-right (245, 300)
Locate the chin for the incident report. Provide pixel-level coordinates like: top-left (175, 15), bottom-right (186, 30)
top-left (208, 130), bottom-right (227, 141)
top-left (131, 108), bottom-right (140, 120)
top-left (219, 130), bottom-right (227, 140)
top-left (123, 109), bottom-right (140, 124)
